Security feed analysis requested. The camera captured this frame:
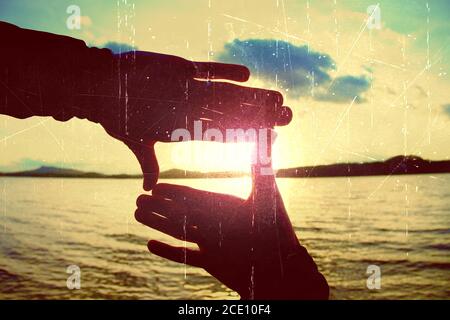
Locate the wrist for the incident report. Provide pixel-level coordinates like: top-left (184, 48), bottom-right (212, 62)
top-left (71, 47), bottom-right (118, 125)
top-left (240, 244), bottom-right (329, 300)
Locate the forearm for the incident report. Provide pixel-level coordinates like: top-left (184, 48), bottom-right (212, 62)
top-left (0, 21), bottom-right (114, 123)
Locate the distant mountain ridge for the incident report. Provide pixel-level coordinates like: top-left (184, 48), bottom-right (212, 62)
top-left (0, 156), bottom-right (449, 179)
top-left (0, 166), bottom-right (243, 179)
top-left (0, 165), bottom-right (141, 179)
top-left (277, 155), bottom-right (450, 178)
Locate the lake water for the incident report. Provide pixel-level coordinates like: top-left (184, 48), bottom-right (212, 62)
top-left (0, 175), bottom-right (449, 299)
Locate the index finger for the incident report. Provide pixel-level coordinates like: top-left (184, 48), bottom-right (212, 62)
top-left (153, 183), bottom-right (244, 208)
top-left (188, 80), bottom-right (292, 128)
top-left (192, 61), bottom-right (250, 82)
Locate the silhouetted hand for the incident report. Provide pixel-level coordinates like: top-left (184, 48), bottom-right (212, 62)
top-left (0, 21), bottom-right (292, 191)
top-left (135, 163), bottom-right (329, 299)
top-left (86, 51), bottom-right (292, 190)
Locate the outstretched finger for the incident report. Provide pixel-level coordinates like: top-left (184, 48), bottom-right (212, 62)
top-left (193, 61), bottom-right (250, 82)
top-left (148, 240), bottom-right (204, 268)
top-left (136, 194), bottom-right (177, 217)
top-left (189, 80), bottom-right (290, 129)
top-left (153, 183), bottom-right (244, 207)
top-left (136, 194), bottom-right (201, 225)
top-left (135, 210), bottom-right (199, 243)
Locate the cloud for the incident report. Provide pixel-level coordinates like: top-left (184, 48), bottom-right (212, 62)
top-left (217, 39), bottom-right (333, 97)
top-left (315, 75), bottom-right (371, 103)
top-left (101, 41), bottom-right (137, 54)
top-left (217, 39), bottom-right (371, 103)
top-left (443, 104), bottom-right (450, 118)
top-left (80, 16), bottom-right (92, 28)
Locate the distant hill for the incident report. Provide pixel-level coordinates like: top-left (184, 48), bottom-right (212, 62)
top-left (0, 156), bottom-right (449, 179)
top-left (0, 166), bottom-right (244, 179)
top-left (277, 155), bottom-right (450, 178)
top-left (0, 166), bottom-right (110, 178)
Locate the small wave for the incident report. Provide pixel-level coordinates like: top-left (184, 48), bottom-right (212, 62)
top-left (294, 226), bottom-right (325, 232)
top-left (294, 226), bottom-right (344, 236)
top-left (371, 227), bottom-right (450, 235)
top-left (1, 246), bottom-right (24, 260)
top-left (107, 233), bottom-right (148, 245)
top-left (110, 270), bottom-right (149, 287)
top-left (359, 258), bottom-right (409, 265)
top-left (0, 268), bottom-right (20, 281)
top-left (359, 258), bottom-right (450, 271)
top-left (410, 261), bottom-right (450, 270)
top-left (425, 243), bottom-right (450, 251)
top-left (409, 228), bottom-right (450, 235)
top-left (356, 241), bottom-right (408, 251)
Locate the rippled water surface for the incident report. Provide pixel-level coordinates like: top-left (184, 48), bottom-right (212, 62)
top-left (0, 175), bottom-right (449, 299)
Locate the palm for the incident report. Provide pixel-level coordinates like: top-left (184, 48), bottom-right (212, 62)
top-left (104, 52), bottom-right (289, 142)
top-left (135, 172), bottom-right (301, 298)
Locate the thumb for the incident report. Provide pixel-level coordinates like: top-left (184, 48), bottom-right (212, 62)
top-left (250, 129), bottom-right (277, 198)
top-left (249, 131), bottom-right (298, 247)
top-left (250, 164), bottom-right (277, 206)
top-left (125, 140), bottom-right (159, 191)
top-left (249, 135), bottom-right (281, 236)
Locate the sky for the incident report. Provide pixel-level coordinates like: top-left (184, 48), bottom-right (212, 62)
top-left (0, 0), bottom-right (449, 174)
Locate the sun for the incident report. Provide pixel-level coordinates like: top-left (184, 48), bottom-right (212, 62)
top-left (169, 141), bottom-right (255, 173)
